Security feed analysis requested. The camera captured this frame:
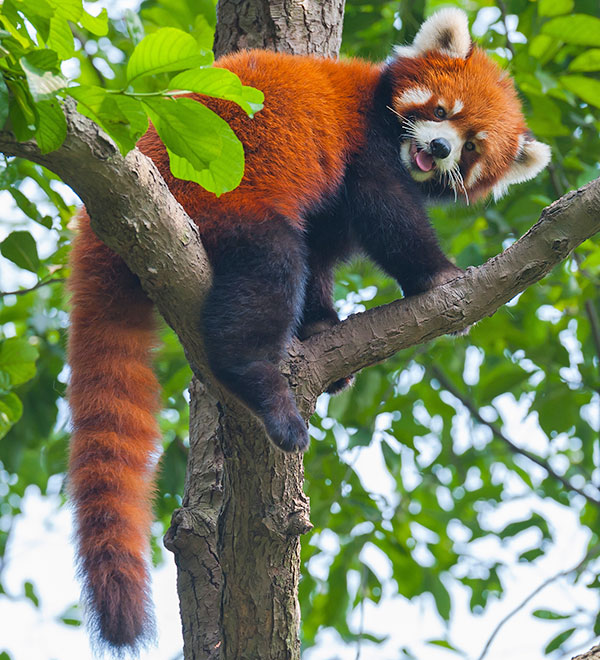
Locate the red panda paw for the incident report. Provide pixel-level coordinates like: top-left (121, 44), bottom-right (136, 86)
top-left (263, 407), bottom-right (310, 453)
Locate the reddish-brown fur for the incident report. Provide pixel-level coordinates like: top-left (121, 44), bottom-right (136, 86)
top-left (69, 214), bottom-right (159, 647)
top-left (137, 51), bottom-right (382, 234)
top-left (389, 48), bottom-right (528, 200)
top-left (68, 42), bottom-right (544, 650)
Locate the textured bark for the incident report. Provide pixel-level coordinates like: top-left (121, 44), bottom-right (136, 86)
top-left (164, 380), bottom-right (224, 660)
top-left (183, 1), bottom-right (343, 658)
top-left (572, 646), bottom-right (600, 660)
top-left (213, 0), bottom-right (346, 58)
top-left (2, 112), bottom-right (600, 657)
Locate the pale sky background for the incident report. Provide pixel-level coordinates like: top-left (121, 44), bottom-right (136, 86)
top-left (1, 2), bottom-right (599, 659)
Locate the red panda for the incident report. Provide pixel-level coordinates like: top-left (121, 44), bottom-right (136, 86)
top-left (68, 8), bottom-right (550, 651)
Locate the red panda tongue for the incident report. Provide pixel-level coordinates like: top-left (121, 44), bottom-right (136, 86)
top-left (415, 150), bottom-right (434, 172)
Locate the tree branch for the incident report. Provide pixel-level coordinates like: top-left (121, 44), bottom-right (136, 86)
top-left (476, 543), bottom-right (600, 660)
top-left (296, 178), bottom-right (600, 399)
top-left (0, 277), bottom-right (65, 297)
top-left (2, 102), bottom-right (600, 419)
top-left (428, 365), bottom-right (600, 508)
top-left (0, 99), bottom-right (216, 387)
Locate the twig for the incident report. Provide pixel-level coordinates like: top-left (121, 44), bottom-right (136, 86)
top-left (429, 365), bottom-right (600, 508)
top-left (476, 544), bottom-right (600, 660)
top-left (496, 0), bottom-right (516, 59)
top-left (0, 277), bottom-right (65, 297)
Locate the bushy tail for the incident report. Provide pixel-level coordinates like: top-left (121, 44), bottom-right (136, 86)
top-left (68, 211), bottom-right (160, 651)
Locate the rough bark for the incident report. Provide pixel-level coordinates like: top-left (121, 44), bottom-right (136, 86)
top-left (2, 109), bottom-right (600, 657)
top-left (573, 646), bottom-right (600, 660)
top-left (213, 0), bottom-right (346, 58)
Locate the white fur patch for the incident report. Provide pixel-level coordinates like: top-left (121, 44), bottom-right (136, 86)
top-left (393, 45), bottom-right (418, 58)
top-left (450, 99), bottom-right (464, 116)
top-left (475, 131), bottom-right (488, 140)
top-left (397, 87), bottom-right (433, 107)
top-left (409, 119), bottom-right (464, 171)
top-left (466, 162), bottom-right (483, 188)
top-left (405, 8), bottom-right (471, 59)
top-left (492, 138), bottom-right (551, 200)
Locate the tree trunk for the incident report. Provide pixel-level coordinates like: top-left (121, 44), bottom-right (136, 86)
top-left (165, 1), bottom-right (345, 658)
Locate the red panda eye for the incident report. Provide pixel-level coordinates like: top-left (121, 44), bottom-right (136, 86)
top-left (464, 141), bottom-right (475, 151)
top-left (434, 106), bottom-right (446, 119)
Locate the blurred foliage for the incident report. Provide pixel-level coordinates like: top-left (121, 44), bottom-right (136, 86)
top-left (1, 0), bottom-right (600, 659)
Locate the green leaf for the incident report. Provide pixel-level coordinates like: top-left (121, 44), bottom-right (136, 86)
top-left (24, 581), bottom-right (40, 607)
top-left (0, 338), bottom-right (39, 386)
top-left (20, 56), bottom-right (67, 103)
top-left (0, 76), bottom-right (9, 129)
top-left (57, 604), bottom-right (82, 627)
top-left (143, 96), bottom-right (244, 196)
top-left (431, 579), bottom-right (451, 620)
top-left (9, 188), bottom-right (41, 222)
top-left (0, 392), bottom-right (23, 440)
top-left (0, 230), bottom-right (40, 273)
top-left (35, 98), bottom-right (67, 153)
top-left (560, 75), bottom-right (600, 108)
top-left (533, 609), bottom-right (571, 620)
top-left (126, 27), bottom-right (213, 84)
top-left (542, 15), bottom-right (600, 46)
top-left (497, 514), bottom-right (550, 540)
top-left (23, 49), bottom-right (60, 73)
top-left (18, 0), bottom-right (55, 20)
top-left (427, 639), bottom-right (459, 652)
top-left (46, 0), bottom-right (82, 22)
top-left (478, 363), bottom-right (530, 401)
top-left (569, 49), bottom-right (600, 72)
top-left (47, 16), bottom-right (75, 58)
top-left (544, 628), bottom-right (575, 654)
top-left (518, 547), bottom-right (544, 562)
top-left (68, 86), bottom-right (148, 154)
top-left (538, 0), bottom-right (574, 16)
top-left (170, 68), bottom-right (264, 116)
top-left (79, 8), bottom-right (108, 36)
top-left (6, 82), bottom-right (35, 141)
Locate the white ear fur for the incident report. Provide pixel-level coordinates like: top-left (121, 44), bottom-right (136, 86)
top-left (393, 8), bottom-right (471, 59)
top-left (492, 136), bottom-right (551, 201)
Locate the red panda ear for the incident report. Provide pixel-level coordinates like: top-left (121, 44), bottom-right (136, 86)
top-left (492, 135), bottom-right (551, 201)
top-left (394, 9), bottom-right (471, 60)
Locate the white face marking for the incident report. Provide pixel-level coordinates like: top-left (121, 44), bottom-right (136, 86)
top-left (450, 99), bottom-right (464, 116)
top-left (466, 162), bottom-right (483, 188)
top-left (408, 119), bottom-right (463, 172)
top-left (475, 131), bottom-right (488, 140)
top-left (397, 87), bottom-right (433, 107)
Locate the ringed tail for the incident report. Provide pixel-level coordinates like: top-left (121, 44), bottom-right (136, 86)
top-left (68, 211), bottom-right (160, 650)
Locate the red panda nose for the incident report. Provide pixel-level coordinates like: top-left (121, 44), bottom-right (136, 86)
top-left (430, 138), bottom-right (451, 159)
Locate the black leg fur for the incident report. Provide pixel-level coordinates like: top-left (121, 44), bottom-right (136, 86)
top-left (201, 219), bottom-right (309, 452)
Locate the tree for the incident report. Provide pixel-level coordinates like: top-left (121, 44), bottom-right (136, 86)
top-left (1, 1), bottom-right (600, 659)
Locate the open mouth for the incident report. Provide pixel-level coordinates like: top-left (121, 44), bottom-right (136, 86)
top-left (409, 141), bottom-right (435, 172)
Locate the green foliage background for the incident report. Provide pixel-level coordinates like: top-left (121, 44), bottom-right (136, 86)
top-left (1, 0), bottom-right (600, 658)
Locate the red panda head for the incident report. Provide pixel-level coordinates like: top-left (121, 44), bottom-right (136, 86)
top-left (387, 8), bottom-right (550, 203)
